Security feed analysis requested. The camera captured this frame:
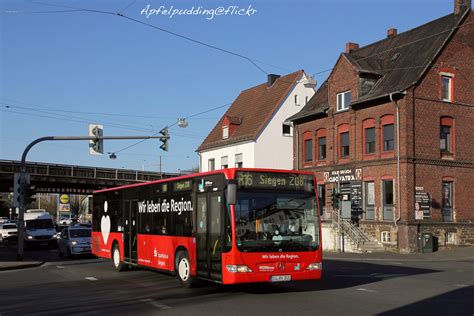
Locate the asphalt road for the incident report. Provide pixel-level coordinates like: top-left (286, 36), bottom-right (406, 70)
top-left (0, 250), bottom-right (473, 315)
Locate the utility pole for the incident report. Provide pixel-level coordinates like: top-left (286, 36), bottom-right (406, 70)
top-left (16, 134), bottom-right (169, 261)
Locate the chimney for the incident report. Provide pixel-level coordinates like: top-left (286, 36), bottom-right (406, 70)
top-left (454, 0), bottom-right (471, 14)
top-left (387, 27), bottom-right (397, 38)
top-left (345, 42), bottom-right (359, 53)
top-left (267, 74), bottom-right (280, 87)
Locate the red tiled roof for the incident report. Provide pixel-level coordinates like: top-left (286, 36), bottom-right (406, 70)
top-left (197, 70), bottom-right (304, 152)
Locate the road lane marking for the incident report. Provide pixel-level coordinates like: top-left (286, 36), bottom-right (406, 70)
top-left (356, 288), bottom-right (377, 293)
top-left (140, 298), bottom-right (171, 310)
top-left (56, 266), bottom-right (65, 269)
top-left (85, 277), bottom-right (98, 281)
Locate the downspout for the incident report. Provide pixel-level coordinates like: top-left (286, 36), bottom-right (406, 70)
top-left (294, 122), bottom-right (299, 170)
top-left (389, 92), bottom-right (405, 228)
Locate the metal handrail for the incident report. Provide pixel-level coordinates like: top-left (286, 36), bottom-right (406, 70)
top-left (332, 210), bottom-right (371, 247)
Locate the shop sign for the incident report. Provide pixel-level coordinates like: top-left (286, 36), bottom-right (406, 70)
top-left (323, 168), bottom-right (363, 183)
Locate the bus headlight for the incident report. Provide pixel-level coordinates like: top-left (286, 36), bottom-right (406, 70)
top-left (226, 265), bottom-right (252, 273)
top-left (306, 262), bottom-right (322, 270)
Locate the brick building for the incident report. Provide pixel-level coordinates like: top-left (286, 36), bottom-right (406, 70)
top-left (289, 0), bottom-right (474, 252)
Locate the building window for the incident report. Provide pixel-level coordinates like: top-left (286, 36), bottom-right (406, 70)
top-left (445, 231), bottom-right (456, 245)
top-left (364, 181), bottom-right (375, 220)
top-left (304, 139), bottom-right (312, 162)
top-left (340, 132), bottom-right (349, 157)
top-left (317, 184), bottom-right (325, 215)
top-left (294, 94), bottom-right (299, 105)
top-left (382, 179), bottom-right (394, 221)
top-left (235, 153), bottom-right (243, 168)
top-left (315, 129), bottom-right (326, 161)
top-left (208, 159), bottom-right (215, 171)
top-left (381, 231), bottom-right (391, 243)
top-left (440, 126), bottom-right (452, 153)
top-left (221, 156), bottom-right (228, 169)
top-left (440, 117), bottom-right (454, 156)
top-left (442, 181), bottom-right (453, 222)
top-left (383, 124), bottom-right (394, 151)
top-left (222, 126), bottom-right (229, 139)
top-left (365, 127), bottom-right (376, 154)
top-left (318, 137), bottom-right (326, 160)
top-left (337, 90), bottom-right (351, 111)
top-left (441, 74), bottom-right (453, 102)
top-left (282, 123), bottom-right (292, 136)
top-left (305, 96), bottom-right (309, 104)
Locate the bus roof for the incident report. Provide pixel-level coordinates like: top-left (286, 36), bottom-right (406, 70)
top-left (93, 168), bottom-right (316, 194)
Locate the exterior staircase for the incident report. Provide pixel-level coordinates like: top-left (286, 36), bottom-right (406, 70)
top-left (331, 211), bottom-right (385, 253)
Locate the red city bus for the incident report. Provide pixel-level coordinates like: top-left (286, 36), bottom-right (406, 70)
top-left (92, 168), bottom-right (322, 287)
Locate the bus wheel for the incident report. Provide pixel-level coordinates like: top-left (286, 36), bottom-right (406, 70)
top-left (112, 244), bottom-right (126, 272)
top-left (176, 251), bottom-right (195, 288)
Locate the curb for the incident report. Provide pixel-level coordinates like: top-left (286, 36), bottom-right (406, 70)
top-left (0, 262), bottom-right (45, 271)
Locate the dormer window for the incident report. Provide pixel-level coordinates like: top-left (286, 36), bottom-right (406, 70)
top-left (222, 126), bottom-right (229, 139)
top-left (337, 90), bottom-right (352, 111)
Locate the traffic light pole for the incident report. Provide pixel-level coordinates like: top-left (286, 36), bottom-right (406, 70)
top-left (17, 135), bottom-right (169, 261)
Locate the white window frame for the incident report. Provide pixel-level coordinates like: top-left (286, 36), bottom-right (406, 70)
top-left (235, 153), bottom-right (243, 168)
top-left (222, 126), bottom-right (229, 139)
top-left (208, 158), bottom-right (215, 171)
top-left (337, 90), bottom-right (352, 111)
top-left (381, 231), bottom-right (391, 243)
top-left (221, 156), bottom-right (228, 169)
top-left (440, 72), bottom-right (454, 102)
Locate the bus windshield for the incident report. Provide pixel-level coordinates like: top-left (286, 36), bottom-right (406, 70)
top-left (235, 190), bottom-right (319, 252)
top-left (25, 219), bottom-right (54, 230)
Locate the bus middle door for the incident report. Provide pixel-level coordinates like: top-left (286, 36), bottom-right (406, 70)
top-left (196, 192), bottom-right (223, 281)
top-left (123, 200), bottom-right (138, 264)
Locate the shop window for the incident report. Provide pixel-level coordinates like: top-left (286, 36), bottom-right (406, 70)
top-left (364, 181), bottom-right (375, 220)
top-left (442, 181), bottom-right (454, 222)
top-left (317, 184), bottom-right (325, 215)
top-left (382, 179), bottom-right (394, 221)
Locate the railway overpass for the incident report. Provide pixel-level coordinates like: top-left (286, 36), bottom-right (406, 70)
top-left (0, 159), bottom-right (178, 194)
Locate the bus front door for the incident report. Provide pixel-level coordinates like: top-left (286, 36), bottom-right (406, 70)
top-left (123, 200), bottom-right (138, 264)
top-left (196, 192), bottom-right (223, 281)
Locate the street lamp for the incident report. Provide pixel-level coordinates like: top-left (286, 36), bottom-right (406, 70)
top-left (178, 118), bottom-right (188, 128)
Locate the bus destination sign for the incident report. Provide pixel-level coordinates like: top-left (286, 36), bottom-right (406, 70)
top-left (237, 172), bottom-right (314, 191)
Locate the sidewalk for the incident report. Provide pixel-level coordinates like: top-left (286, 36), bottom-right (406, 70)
top-left (0, 240), bottom-right (47, 271)
top-left (325, 245), bottom-right (474, 262)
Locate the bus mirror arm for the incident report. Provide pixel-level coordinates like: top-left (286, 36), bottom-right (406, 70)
top-left (227, 181), bottom-right (237, 205)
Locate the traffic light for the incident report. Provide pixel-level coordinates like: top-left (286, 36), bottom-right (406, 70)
top-left (89, 124), bottom-right (104, 155)
top-left (159, 127), bottom-right (169, 151)
top-left (331, 188), bottom-right (340, 209)
top-left (22, 175), bottom-right (36, 206)
top-left (13, 173), bottom-right (21, 208)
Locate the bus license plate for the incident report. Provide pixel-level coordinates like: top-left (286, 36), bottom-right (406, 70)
top-left (270, 275), bottom-right (291, 282)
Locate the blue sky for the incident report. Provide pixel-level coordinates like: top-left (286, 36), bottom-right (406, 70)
top-left (0, 0), bottom-right (455, 173)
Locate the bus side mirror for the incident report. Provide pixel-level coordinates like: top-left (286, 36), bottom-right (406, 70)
top-left (227, 182), bottom-right (237, 205)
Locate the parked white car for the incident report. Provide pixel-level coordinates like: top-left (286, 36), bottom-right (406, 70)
top-left (58, 225), bottom-right (92, 257)
top-left (0, 223), bottom-right (17, 240)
